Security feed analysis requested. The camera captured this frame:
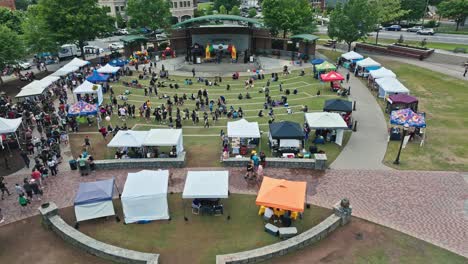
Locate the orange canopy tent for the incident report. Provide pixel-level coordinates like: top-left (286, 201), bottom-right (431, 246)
top-left (255, 177), bottom-right (307, 212)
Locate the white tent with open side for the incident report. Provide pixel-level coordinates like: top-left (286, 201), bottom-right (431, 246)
top-left (369, 67), bottom-right (396, 79)
top-left (38, 75), bottom-right (61, 87)
top-left (305, 112), bottom-right (349, 146)
top-left (15, 80), bottom-right (50, 98)
top-left (227, 119), bottom-right (261, 138)
top-left (73, 80), bottom-right (104, 105)
top-left (66, 57), bottom-right (90, 68)
top-left (375, 77), bottom-right (410, 99)
top-left (0, 117), bottom-right (22, 134)
top-left (356, 57), bottom-right (381, 68)
top-left (52, 65), bottom-right (79, 77)
top-left (143, 129), bottom-right (184, 154)
top-left (97, 64), bottom-right (121, 74)
top-left (74, 178), bottom-right (117, 222)
top-left (107, 130), bottom-right (149, 148)
top-left (182, 171), bottom-right (229, 199)
top-left (121, 170), bottom-right (170, 223)
top-left (341, 51), bottom-right (364, 61)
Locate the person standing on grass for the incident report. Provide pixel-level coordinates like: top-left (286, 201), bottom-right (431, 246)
top-left (84, 136), bottom-right (91, 151)
top-left (192, 68), bottom-right (196, 77)
top-left (464, 63), bottom-right (468, 77)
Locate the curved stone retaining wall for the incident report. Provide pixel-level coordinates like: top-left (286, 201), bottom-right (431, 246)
top-left (39, 203), bottom-right (159, 264)
top-left (94, 152), bottom-right (186, 170)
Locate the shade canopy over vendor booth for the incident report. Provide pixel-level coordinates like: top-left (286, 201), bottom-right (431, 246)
top-left (67, 101), bottom-right (98, 117)
top-left (305, 112), bottom-right (349, 145)
top-left (256, 177), bottom-right (307, 212)
top-left (66, 57), bottom-right (90, 68)
top-left (269, 121), bottom-right (304, 156)
top-left (390, 108), bottom-right (426, 128)
top-left (97, 64), bottom-right (121, 74)
top-left (323, 99), bottom-right (353, 113)
top-left (386, 94), bottom-right (418, 113)
top-left (39, 75), bottom-right (60, 87)
top-left (107, 130), bottom-right (148, 148)
top-left (121, 170), bottom-right (170, 223)
top-left (315, 61), bottom-right (336, 72)
top-left (52, 65), bottom-right (79, 77)
top-left (182, 171), bottom-right (229, 199)
top-left (73, 80), bottom-right (103, 105)
top-left (355, 57), bottom-right (381, 77)
top-left (341, 51), bottom-right (363, 61)
top-left (143, 129), bottom-right (184, 154)
top-left (369, 67), bottom-right (396, 79)
top-left (310, 58), bottom-right (324, 65)
top-left (320, 71), bottom-right (344, 82)
top-left (227, 119), bottom-right (260, 138)
top-left (375, 77), bottom-right (410, 98)
top-left (0, 117), bottom-right (22, 134)
top-left (15, 80), bottom-right (50, 98)
top-left (74, 178), bottom-right (117, 222)
top-left (86, 70), bottom-right (110, 83)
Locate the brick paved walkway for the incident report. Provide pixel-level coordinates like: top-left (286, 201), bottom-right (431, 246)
top-left (0, 168), bottom-right (466, 257)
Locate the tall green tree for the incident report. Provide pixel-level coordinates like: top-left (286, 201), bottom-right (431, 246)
top-left (214, 0), bottom-right (240, 12)
top-left (400, 0), bottom-right (426, 22)
top-left (262, 0), bottom-right (315, 38)
top-left (219, 5), bottom-right (227, 14)
top-left (36, 0), bottom-right (114, 59)
top-left (438, 0), bottom-right (468, 31)
top-left (328, 0), bottom-right (378, 51)
top-left (0, 7), bottom-right (25, 33)
top-left (248, 7), bottom-right (257, 18)
top-left (115, 12), bottom-right (127, 29)
top-left (229, 5), bottom-right (241, 16)
top-left (127, 0), bottom-right (171, 30)
top-left (371, 0), bottom-right (408, 44)
top-left (0, 25), bottom-right (25, 85)
top-left (21, 4), bottom-right (58, 55)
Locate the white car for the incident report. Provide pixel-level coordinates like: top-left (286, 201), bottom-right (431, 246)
top-left (108, 42), bottom-right (124, 51)
top-left (417, 28), bottom-right (435, 35)
top-left (17, 61), bottom-right (31, 70)
top-left (118, 29), bottom-right (129, 35)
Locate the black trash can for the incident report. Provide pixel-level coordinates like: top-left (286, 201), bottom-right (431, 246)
top-left (69, 160), bottom-right (77, 170)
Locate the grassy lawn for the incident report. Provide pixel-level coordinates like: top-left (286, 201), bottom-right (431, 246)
top-left (63, 194), bottom-right (331, 264)
top-left (70, 68), bottom-right (351, 167)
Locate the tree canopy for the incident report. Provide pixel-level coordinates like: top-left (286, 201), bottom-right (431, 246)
top-left (248, 7), bottom-right (257, 18)
top-left (328, 0), bottom-right (378, 51)
top-left (126, 0), bottom-right (171, 30)
top-left (229, 6), bottom-right (241, 16)
top-left (438, 0), bottom-right (468, 31)
top-left (214, 0), bottom-right (240, 12)
top-left (0, 25), bottom-right (25, 84)
top-left (400, 0), bottom-right (426, 21)
top-left (21, 4), bottom-right (58, 54)
top-left (0, 7), bottom-right (25, 33)
top-left (262, 0), bottom-right (315, 38)
top-left (219, 5), bottom-right (227, 14)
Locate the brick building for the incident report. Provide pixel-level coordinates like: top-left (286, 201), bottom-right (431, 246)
top-left (0, 0), bottom-right (15, 10)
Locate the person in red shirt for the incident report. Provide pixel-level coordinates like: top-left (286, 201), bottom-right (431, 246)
top-left (31, 169), bottom-right (42, 186)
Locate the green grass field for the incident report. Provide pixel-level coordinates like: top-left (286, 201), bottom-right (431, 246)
top-left (73, 67), bottom-right (351, 166)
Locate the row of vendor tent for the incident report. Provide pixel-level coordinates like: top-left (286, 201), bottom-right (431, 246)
top-left (97, 64), bottom-right (120, 74)
top-left (341, 51), bottom-right (364, 61)
top-left (15, 75), bottom-right (61, 98)
top-left (107, 129), bottom-right (184, 154)
top-left (375, 77), bottom-right (410, 98)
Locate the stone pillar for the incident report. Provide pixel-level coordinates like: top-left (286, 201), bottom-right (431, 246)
top-left (333, 199), bottom-right (352, 226)
top-left (38, 202), bottom-right (59, 230)
top-left (314, 153), bottom-right (327, 170)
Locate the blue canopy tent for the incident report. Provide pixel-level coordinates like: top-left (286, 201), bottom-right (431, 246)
top-left (86, 70), bottom-right (110, 83)
top-left (310, 58), bottom-right (324, 65)
top-left (109, 59), bottom-right (128, 67)
top-left (74, 178), bottom-right (118, 223)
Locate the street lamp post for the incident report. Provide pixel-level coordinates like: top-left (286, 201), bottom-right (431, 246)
top-left (393, 124), bottom-right (409, 165)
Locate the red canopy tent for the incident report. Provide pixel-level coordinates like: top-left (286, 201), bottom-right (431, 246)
top-left (320, 71), bottom-right (344, 82)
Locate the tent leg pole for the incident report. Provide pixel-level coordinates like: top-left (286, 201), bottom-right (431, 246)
top-left (15, 132), bottom-right (21, 150)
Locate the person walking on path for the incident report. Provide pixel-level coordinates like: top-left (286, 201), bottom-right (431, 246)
top-left (464, 63), bottom-right (468, 77)
top-left (346, 72), bottom-right (350, 83)
top-left (20, 149), bottom-right (30, 168)
top-left (192, 68), bottom-right (196, 77)
top-left (15, 183), bottom-right (24, 196)
top-left (47, 158), bottom-right (57, 176)
top-left (23, 179), bottom-right (33, 201)
top-left (0, 176), bottom-right (11, 200)
top-left (18, 193), bottom-right (30, 212)
top-left (0, 208), bottom-right (4, 224)
top-left (78, 155), bottom-right (88, 176)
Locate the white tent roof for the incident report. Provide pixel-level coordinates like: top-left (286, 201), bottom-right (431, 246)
top-left (97, 64), bottom-right (121, 74)
top-left (305, 112), bottom-right (348, 129)
top-left (107, 130), bottom-right (148, 147)
top-left (227, 119), bottom-right (261, 138)
top-left (52, 65), bottom-right (79, 76)
top-left (38, 75), bottom-right (61, 87)
top-left (0, 117), bottom-right (22, 133)
top-left (375, 77), bottom-right (410, 94)
top-left (143, 129), bottom-right (182, 146)
top-left (356, 57), bottom-right (381, 68)
top-left (341, 51), bottom-right (363, 60)
top-left (73, 80), bottom-right (102, 94)
top-left (66, 57), bottom-right (90, 68)
top-left (121, 170), bottom-right (169, 223)
top-left (369, 67), bottom-right (396, 79)
top-left (15, 81), bottom-right (49, 98)
top-left (182, 171), bottom-right (229, 199)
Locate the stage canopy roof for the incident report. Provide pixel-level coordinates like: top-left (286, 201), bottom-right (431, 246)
top-left (107, 130), bottom-right (149, 148)
top-left (269, 121), bottom-right (304, 140)
top-left (290, 34), bottom-right (319, 42)
top-left (305, 112), bottom-right (349, 129)
top-left (369, 67), bottom-right (396, 79)
top-left (356, 57), bottom-right (381, 68)
top-left (375, 77), bottom-right (410, 98)
top-left (66, 57), bottom-right (90, 68)
top-left (320, 71), bottom-right (344, 82)
top-left (387, 94), bottom-right (418, 104)
top-left (227, 119), bottom-right (260, 138)
top-left (0, 117), bottom-right (22, 134)
top-left (182, 171), bottom-right (229, 199)
top-left (315, 61), bottom-right (336, 71)
top-left (74, 178), bottom-right (114, 206)
top-left (256, 177), bottom-right (307, 212)
top-left (173, 14), bottom-right (263, 29)
top-left (341, 51), bottom-right (363, 60)
top-left (97, 64), bottom-right (121, 74)
top-left (323, 99), bottom-right (353, 112)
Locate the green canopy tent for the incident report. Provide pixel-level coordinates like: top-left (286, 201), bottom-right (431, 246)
top-left (315, 61), bottom-right (337, 79)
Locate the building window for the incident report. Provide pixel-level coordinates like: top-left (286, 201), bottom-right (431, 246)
top-left (183, 1), bottom-right (186, 7)
top-left (115, 6), bottom-right (119, 12)
top-left (120, 6), bottom-right (125, 11)
top-left (187, 1), bottom-right (190, 7)
top-left (170, 1), bottom-right (173, 8)
top-left (174, 1), bottom-right (177, 8)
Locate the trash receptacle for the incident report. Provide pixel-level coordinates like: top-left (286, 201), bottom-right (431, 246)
top-left (69, 160), bottom-right (77, 170)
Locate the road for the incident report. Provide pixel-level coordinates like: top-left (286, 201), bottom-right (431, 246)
top-left (317, 26), bottom-right (468, 45)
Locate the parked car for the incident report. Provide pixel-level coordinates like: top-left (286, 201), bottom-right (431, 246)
top-left (108, 42), bottom-right (124, 51)
top-left (58, 44), bottom-right (82, 59)
top-left (386, 25), bottom-right (402, 31)
top-left (407, 26), bottom-right (423, 32)
top-left (417, 28), bottom-right (435, 35)
top-left (16, 60), bottom-right (31, 70)
top-left (84, 45), bottom-right (104, 54)
top-left (117, 28), bottom-right (128, 35)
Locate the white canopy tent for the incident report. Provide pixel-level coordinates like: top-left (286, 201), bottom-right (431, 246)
top-left (356, 57), bottom-right (381, 68)
top-left (66, 57), bottom-right (90, 68)
top-left (121, 170), bottom-right (170, 223)
top-left (227, 119), bottom-right (260, 138)
top-left (341, 51), bottom-right (364, 61)
top-left (52, 65), bottom-right (79, 77)
top-left (15, 81), bottom-right (50, 98)
top-left (182, 171), bottom-right (229, 199)
top-left (107, 130), bottom-right (149, 148)
top-left (74, 178), bottom-right (116, 223)
top-left (97, 64), bottom-right (121, 74)
top-left (38, 75), bottom-right (61, 87)
top-left (305, 112), bottom-right (349, 146)
top-left (0, 117), bottom-right (22, 134)
top-left (73, 80), bottom-right (104, 105)
top-left (369, 67), bottom-right (396, 79)
top-left (375, 77), bottom-right (410, 99)
top-left (143, 129), bottom-right (184, 154)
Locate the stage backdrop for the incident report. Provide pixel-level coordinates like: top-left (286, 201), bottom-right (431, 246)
top-left (191, 34), bottom-right (250, 52)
